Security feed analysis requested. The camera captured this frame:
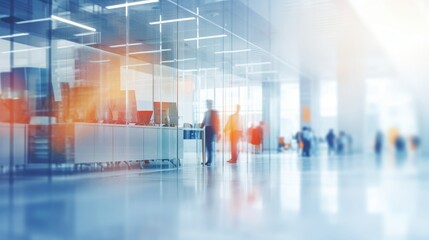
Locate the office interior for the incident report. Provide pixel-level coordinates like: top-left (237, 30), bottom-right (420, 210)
top-left (1, 0), bottom-right (429, 239)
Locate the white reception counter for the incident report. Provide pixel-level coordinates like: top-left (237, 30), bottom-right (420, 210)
top-left (0, 123), bottom-right (186, 167)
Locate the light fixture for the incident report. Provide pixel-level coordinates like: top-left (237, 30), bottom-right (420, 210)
top-left (90, 60), bottom-right (110, 63)
top-left (199, 67), bottom-right (218, 71)
top-left (181, 69), bottom-right (198, 73)
top-left (106, 0), bottom-right (159, 9)
top-left (184, 34), bottom-right (227, 41)
top-left (161, 58), bottom-right (196, 63)
top-left (16, 18), bottom-right (51, 24)
top-left (0, 33), bottom-right (29, 39)
top-left (122, 63), bottom-right (151, 68)
top-left (181, 67), bottom-right (217, 72)
top-left (74, 32), bottom-right (98, 37)
top-left (247, 70), bottom-right (277, 74)
top-left (51, 15), bottom-right (96, 32)
top-left (215, 49), bottom-right (251, 54)
top-left (149, 17), bottom-right (195, 25)
top-left (129, 49), bottom-right (171, 55)
top-left (235, 62), bottom-right (272, 67)
top-left (161, 60), bottom-right (175, 63)
top-left (83, 42), bottom-right (98, 46)
top-left (2, 46), bottom-right (50, 54)
top-left (109, 43), bottom-right (143, 48)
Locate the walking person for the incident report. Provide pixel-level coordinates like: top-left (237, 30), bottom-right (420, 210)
top-left (374, 131), bottom-right (383, 156)
top-left (224, 105), bottom-right (243, 164)
top-left (326, 129), bottom-right (336, 156)
top-left (201, 100), bottom-right (220, 166)
top-left (301, 127), bottom-right (312, 157)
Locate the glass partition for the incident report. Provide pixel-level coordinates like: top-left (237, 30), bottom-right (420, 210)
top-left (0, 0), bottom-right (289, 177)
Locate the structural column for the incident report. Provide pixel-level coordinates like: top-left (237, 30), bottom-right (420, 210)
top-left (299, 76), bottom-right (321, 134)
top-left (262, 81), bottom-right (280, 151)
top-left (416, 87), bottom-right (429, 156)
top-left (336, 6), bottom-right (366, 153)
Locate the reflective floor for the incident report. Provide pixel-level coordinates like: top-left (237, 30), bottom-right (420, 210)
top-left (1, 152), bottom-right (429, 240)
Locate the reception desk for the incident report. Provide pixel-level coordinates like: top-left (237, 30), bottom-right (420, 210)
top-left (0, 123), bottom-right (27, 167)
top-left (1, 123), bottom-right (184, 167)
top-left (71, 123), bottom-right (183, 164)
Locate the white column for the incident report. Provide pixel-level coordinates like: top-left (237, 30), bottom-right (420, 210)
top-left (415, 86), bottom-right (429, 156)
top-left (299, 76), bottom-right (321, 133)
top-left (336, 4), bottom-right (366, 153)
top-left (262, 81), bottom-right (280, 151)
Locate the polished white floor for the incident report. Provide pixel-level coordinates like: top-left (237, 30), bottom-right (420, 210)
top-left (1, 151), bottom-right (429, 240)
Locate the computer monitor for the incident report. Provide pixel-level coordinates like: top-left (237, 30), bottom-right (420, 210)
top-left (136, 111), bottom-right (153, 125)
top-left (153, 102), bottom-right (178, 126)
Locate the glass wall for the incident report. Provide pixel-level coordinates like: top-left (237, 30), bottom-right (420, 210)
top-left (0, 0), bottom-right (287, 177)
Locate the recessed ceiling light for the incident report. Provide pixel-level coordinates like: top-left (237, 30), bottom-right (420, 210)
top-left (109, 43), bottom-right (143, 48)
top-left (51, 15), bottom-right (96, 32)
top-left (215, 49), bottom-right (251, 54)
top-left (129, 49), bottom-right (171, 55)
top-left (184, 34), bottom-right (227, 41)
top-left (106, 0), bottom-right (159, 9)
top-left (150, 17), bottom-right (195, 25)
top-left (0, 33), bottom-right (29, 39)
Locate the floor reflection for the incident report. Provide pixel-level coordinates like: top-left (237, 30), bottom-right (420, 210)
top-left (1, 153), bottom-right (429, 239)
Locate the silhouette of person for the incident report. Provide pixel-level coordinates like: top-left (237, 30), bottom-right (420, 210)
top-left (201, 100), bottom-right (220, 166)
top-left (374, 131), bottom-right (383, 156)
top-left (395, 135), bottom-right (407, 158)
top-left (410, 135), bottom-right (421, 152)
top-left (337, 131), bottom-right (347, 155)
top-left (301, 126), bottom-right (312, 157)
top-left (224, 105), bottom-right (243, 164)
top-left (326, 129), bottom-right (336, 156)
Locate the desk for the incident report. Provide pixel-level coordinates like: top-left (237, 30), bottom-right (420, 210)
top-left (183, 128), bottom-right (205, 163)
top-left (25, 123), bottom-right (183, 165)
top-left (73, 123), bottom-right (183, 164)
top-left (1, 123), bottom-right (186, 167)
top-left (0, 123), bottom-right (27, 167)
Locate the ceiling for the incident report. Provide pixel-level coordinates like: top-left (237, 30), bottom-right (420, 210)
top-left (244, 0), bottom-right (429, 96)
top-left (2, 0), bottom-right (429, 91)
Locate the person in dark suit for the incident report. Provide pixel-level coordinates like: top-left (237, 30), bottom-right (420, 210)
top-left (326, 129), bottom-right (336, 156)
top-left (201, 100), bottom-right (220, 166)
top-left (374, 131), bottom-right (383, 156)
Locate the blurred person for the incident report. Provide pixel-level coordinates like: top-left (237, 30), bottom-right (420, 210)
top-left (326, 129), bottom-right (336, 156)
top-left (395, 134), bottom-right (407, 159)
top-left (346, 134), bottom-right (353, 154)
top-left (374, 131), bottom-right (383, 156)
top-left (201, 100), bottom-right (220, 166)
top-left (278, 136), bottom-right (286, 152)
top-left (301, 126), bottom-right (312, 157)
top-left (337, 131), bottom-right (347, 155)
top-left (224, 105), bottom-right (243, 164)
top-left (410, 135), bottom-right (421, 152)
top-left (394, 134), bottom-right (408, 166)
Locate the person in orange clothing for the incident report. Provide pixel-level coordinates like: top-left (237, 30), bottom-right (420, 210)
top-left (224, 105), bottom-right (243, 164)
